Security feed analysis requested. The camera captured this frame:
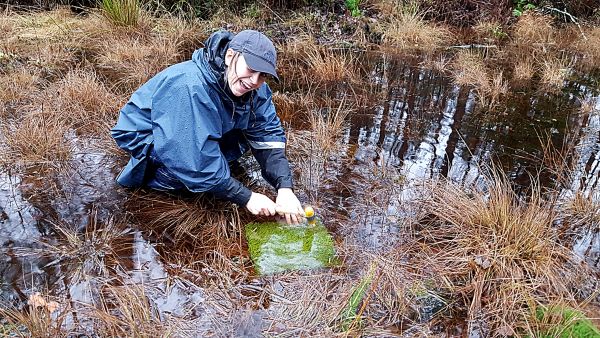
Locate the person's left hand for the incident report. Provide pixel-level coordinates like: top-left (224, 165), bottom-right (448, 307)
top-left (275, 188), bottom-right (304, 225)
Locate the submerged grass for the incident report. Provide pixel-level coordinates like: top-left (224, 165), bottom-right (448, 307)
top-left (286, 99), bottom-right (350, 201)
top-left (333, 262), bottom-right (377, 332)
top-left (11, 210), bottom-right (132, 285)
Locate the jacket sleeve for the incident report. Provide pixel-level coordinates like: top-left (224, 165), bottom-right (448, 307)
top-left (245, 86), bottom-right (293, 190)
top-left (151, 75), bottom-right (252, 206)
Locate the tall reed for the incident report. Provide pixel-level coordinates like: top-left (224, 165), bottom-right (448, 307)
top-left (101, 0), bottom-right (141, 26)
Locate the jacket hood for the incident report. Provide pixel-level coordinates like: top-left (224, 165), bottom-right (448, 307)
top-left (201, 30), bottom-right (234, 74)
top-left (193, 30), bottom-right (251, 103)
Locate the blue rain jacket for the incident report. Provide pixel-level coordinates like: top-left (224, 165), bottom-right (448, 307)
top-left (111, 30), bottom-right (293, 206)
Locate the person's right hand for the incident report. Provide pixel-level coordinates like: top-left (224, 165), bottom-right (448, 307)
top-left (245, 192), bottom-right (277, 216)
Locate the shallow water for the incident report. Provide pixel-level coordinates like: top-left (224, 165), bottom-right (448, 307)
top-left (1, 51), bottom-right (599, 333)
top-left (320, 54), bottom-right (600, 263)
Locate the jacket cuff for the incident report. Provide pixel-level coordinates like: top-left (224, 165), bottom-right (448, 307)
top-left (276, 176), bottom-right (293, 190)
top-left (208, 177), bottom-right (252, 206)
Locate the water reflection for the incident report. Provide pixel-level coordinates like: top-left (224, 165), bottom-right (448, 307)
top-left (335, 53), bottom-right (600, 257)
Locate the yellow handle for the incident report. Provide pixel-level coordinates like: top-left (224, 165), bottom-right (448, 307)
top-left (304, 206), bottom-right (315, 218)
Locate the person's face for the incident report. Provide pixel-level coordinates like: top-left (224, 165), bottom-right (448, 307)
top-left (224, 49), bottom-right (267, 96)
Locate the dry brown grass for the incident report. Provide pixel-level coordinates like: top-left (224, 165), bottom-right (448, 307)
top-left (451, 50), bottom-right (488, 88)
top-left (412, 171), bottom-right (588, 335)
top-left (272, 91), bottom-right (307, 126)
top-left (473, 21), bottom-right (508, 43)
top-left (95, 34), bottom-right (183, 92)
top-left (0, 8), bottom-right (88, 76)
top-left (0, 68), bottom-right (43, 117)
top-left (539, 55), bottom-right (572, 92)
top-left (151, 15), bottom-right (205, 57)
top-left (451, 51), bottom-right (507, 107)
top-left (513, 12), bottom-right (556, 47)
top-left (125, 190), bottom-right (242, 245)
top-left (561, 192), bottom-right (600, 230)
top-left (303, 43), bottom-right (357, 84)
top-left (513, 56), bottom-right (536, 83)
top-left (351, 251), bottom-right (428, 329)
top-left (264, 272), bottom-right (350, 335)
top-left (575, 27), bottom-right (600, 70)
top-left (44, 69), bottom-right (123, 135)
top-left (0, 111), bottom-right (73, 169)
top-left (420, 53), bottom-right (452, 74)
top-left (286, 99), bottom-right (351, 200)
top-left (202, 7), bottom-right (260, 33)
top-left (376, 1), bottom-right (451, 51)
top-left (0, 292), bottom-right (68, 338)
top-left (88, 283), bottom-right (177, 337)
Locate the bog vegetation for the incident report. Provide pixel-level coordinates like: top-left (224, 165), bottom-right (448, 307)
top-left (1, 0), bottom-right (599, 336)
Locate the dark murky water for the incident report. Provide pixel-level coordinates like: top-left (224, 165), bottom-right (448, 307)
top-left (1, 52), bottom-right (599, 331)
top-left (323, 55), bottom-right (600, 262)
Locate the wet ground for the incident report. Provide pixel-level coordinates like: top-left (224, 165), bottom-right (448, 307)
top-left (1, 51), bottom-right (599, 334)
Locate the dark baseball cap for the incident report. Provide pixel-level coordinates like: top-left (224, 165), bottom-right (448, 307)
top-left (229, 30), bottom-right (279, 83)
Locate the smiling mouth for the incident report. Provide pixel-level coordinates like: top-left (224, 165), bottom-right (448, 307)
top-left (240, 81), bottom-right (252, 91)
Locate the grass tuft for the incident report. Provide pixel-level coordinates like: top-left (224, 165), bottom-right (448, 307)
top-left (0, 292), bottom-right (68, 338)
top-left (416, 170), bottom-right (589, 334)
top-left (539, 56), bottom-right (572, 92)
top-left (513, 12), bottom-right (555, 47)
top-left (48, 69), bottom-right (123, 135)
top-left (0, 68), bottom-right (42, 117)
top-left (303, 43), bottom-right (357, 84)
top-left (0, 111), bottom-right (72, 169)
top-left (451, 51), bottom-right (507, 107)
top-left (88, 283), bottom-right (175, 337)
top-left (377, 0), bottom-right (451, 51)
top-left (513, 56), bottom-right (536, 84)
top-left (575, 27), bottom-right (600, 70)
top-left (125, 190), bottom-right (241, 244)
top-left (101, 0), bottom-right (142, 27)
top-left (287, 99), bottom-right (350, 199)
top-left (95, 35), bottom-right (182, 92)
top-left (36, 212), bottom-right (131, 284)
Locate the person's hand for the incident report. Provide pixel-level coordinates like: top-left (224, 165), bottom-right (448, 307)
top-left (246, 192), bottom-right (276, 216)
top-left (275, 188), bottom-right (304, 225)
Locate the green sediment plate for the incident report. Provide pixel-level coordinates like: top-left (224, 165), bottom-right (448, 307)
top-left (244, 220), bottom-right (337, 275)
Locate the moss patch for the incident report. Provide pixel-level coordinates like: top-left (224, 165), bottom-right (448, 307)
top-left (244, 221), bottom-right (337, 275)
top-left (534, 306), bottom-right (600, 338)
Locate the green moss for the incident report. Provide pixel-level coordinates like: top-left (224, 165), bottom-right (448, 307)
top-left (244, 220), bottom-right (338, 275)
top-left (534, 306), bottom-right (600, 338)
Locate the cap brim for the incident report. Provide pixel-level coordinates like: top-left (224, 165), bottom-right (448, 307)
top-left (243, 52), bottom-right (280, 83)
